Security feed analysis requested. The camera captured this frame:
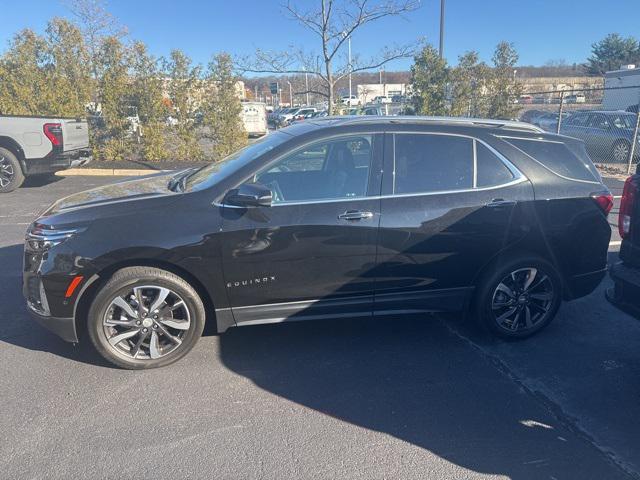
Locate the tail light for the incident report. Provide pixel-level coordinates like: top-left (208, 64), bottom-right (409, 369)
top-left (619, 176), bottom-right (638, 238)
top-left (43, 123), bottom-right (63, 147)
top-left (591, 192), bottom-right (614, 216)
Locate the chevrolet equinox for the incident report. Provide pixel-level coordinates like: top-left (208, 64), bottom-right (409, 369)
top-left (23, 117), bottom-right (613, 369)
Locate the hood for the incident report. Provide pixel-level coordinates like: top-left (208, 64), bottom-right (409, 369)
top-left (43, 172), bottom-right (177, 216)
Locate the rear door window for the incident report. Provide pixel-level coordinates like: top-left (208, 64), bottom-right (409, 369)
top-left (504, 137), bottom-right (599, 182)
top-left (394, 134), bottom-right (473, 194)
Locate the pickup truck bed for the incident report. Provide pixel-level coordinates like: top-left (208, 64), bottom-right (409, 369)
top-left (0, 115), bottom-right (91, 192)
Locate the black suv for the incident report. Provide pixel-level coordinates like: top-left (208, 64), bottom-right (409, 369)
top-left (24, 117), bottom-right (613, 369)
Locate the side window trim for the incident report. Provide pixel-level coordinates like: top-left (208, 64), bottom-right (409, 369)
top-left (390, 131), bottom-right (525, 196)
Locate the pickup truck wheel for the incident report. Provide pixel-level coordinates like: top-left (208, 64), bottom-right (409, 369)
top-left (0, 147), bottom-right (24, 193)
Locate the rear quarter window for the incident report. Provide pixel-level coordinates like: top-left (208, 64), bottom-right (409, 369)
top-left (503, 137), bottom-right (600, 183)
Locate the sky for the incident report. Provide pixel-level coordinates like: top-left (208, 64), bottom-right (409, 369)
top-left (1, 0), bottom-right (639, 71)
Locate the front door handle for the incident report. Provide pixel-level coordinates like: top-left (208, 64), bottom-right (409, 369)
top-left (338, 210), bottom-right (374, 221)
top-left (486, 198), bottom-right (517, 208)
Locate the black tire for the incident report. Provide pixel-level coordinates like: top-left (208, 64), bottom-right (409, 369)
top-left (473, 255), bottom-right (562, 339)
top-left (87, 267), bottom-right (206, 369)
top-left (0, 147), bottom-right (25, 193)
top-left (612, 139), bottom-right (631, 163)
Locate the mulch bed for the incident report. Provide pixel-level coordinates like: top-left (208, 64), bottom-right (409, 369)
top-left (81, 159), bottom-right (210, 171)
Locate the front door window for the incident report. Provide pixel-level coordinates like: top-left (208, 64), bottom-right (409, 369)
top-left (254, 135), bottom-right (373, 203)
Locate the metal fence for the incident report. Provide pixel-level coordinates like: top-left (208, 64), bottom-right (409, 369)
top-left (516, 85), bottom-right (640, 172)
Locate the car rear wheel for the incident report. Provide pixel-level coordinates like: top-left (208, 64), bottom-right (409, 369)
top-left (475, 256), bottom-right (562, 339)
top-left (612, 140), bottom-right (631, 163)
top-left (87, 267), bottom-right (206, 369)
top-left (0, 147), bottom-right (25, 193)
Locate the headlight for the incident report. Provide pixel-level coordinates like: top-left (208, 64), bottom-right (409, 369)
top-left (25, 223), bottom-right (84, 252)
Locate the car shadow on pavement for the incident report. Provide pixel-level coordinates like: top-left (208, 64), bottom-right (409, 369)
top-left (0, 243), bottom-right (112, 368)
top-left (217, 312), bottom-right (629, 479)
top-left (215, 249), bottom-right (630, 479)
top-left (21, 174), bottom-right (64, 189)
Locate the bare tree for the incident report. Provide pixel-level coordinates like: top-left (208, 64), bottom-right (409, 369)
top-left (236, 0), bottom-right (421, 113)
top-left (66, 0), bottom-right (127, 81)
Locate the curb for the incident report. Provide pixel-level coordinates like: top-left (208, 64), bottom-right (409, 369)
top-left (56, 168), bottom-right (170, 176)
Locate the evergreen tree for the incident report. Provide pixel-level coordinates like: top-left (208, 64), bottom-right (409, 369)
top-left (487, 41), bottom-right (522, 120)
top-left (204, 53), bottom-right (247, 160)
top-left (586, 33), bottom-right (640, 75)
top-left (411, 44), bottom-right (450, 116)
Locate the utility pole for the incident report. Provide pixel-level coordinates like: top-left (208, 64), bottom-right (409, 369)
top-left (287, 81), bottom-right (293, 107)
top-left (439, 0), bottom-right (445, 59)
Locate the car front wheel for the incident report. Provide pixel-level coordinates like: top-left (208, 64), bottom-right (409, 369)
top-left (475, 257), bottom-right (562, 339)
top-left (87, 267), bottom-right (206, 369)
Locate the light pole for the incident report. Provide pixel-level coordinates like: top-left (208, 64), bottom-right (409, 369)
top-left (348, 35), bottom-right (352, 103)
top-left (287, 81), bottom-right (293, 107)
top-left (303, 67), bottom-right (309, 105)
top-left (439, 0), bottom-right (445, 59)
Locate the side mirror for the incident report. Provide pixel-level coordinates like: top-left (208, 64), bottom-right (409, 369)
top-left (225, 182), bottom-right (272, 208)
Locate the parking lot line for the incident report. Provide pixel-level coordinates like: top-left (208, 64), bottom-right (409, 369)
top-left (610, 240), bottom-right (622, 247)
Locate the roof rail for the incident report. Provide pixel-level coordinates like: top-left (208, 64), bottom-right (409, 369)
top-left (338, 115), bottom-right (545, 133)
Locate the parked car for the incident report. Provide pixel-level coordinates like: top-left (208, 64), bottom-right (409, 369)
top-left (277, 107), bottom-right (316, 126)
top-left (0, 115), bottom-right (91, 193)
top-left (288, 107), bottom-right (317, 124)
top-left (24, 116), bottom-right (612, 369)
top-left (519, 109), bottom-right (546, 125)
top-left (363, 106), bottom-right (384, 116)
top-left (608, 172), bottom-right (640, 315)
top-left (559, 110), bottom-right (640, 163)
top-left (373, 96), bottom-right (392, 104)
top-left (565, 94), bottom-right (586, 104)
top-left (534, 112), bottom-right (571, 132)
top-left (391, 95), bottom-right (406, 103)
top-left (341, 95), bottom-right (360, 107)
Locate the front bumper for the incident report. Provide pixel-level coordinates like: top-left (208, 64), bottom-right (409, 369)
top-left (27, 307), bottom-right (78, 343)
top-left (606, 261), bottom-right (640, 317)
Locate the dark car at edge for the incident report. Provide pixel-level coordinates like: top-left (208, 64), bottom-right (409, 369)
top-left (23, 116), bottom-right (613, 369)
top-left (607, 170), bottom-right (640, 315)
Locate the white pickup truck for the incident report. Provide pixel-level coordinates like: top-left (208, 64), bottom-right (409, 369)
top-left (0, 115), bottom-right (91, 193)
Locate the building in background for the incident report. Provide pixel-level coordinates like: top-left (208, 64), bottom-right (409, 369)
top-left (356, 83), bottom-right (408, 104)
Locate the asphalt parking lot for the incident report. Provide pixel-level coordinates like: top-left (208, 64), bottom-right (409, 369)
top-left (1, 174), bottom-right (639, 479)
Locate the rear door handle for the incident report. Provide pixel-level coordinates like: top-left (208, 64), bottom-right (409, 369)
top-left (338, 210), bottom-right (374, 221)
top-left (486, 198), bottom-right (517, 208)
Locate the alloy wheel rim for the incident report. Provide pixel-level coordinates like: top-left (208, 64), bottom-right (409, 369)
top-left (0, 156), bottom-right (14, 188)
top-left (614, 143), bottom-right (629, 162)
top-left (491, 268), bottom-right (554, 332)
top-left (102, 285), bottom-right (191, 360)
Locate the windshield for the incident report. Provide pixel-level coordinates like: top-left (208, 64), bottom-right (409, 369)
top-left (185, 132), bottom-right (290, 191)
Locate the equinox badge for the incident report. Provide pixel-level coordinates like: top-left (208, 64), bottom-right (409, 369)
top-left (226, 276), bottom-right (277, 288)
